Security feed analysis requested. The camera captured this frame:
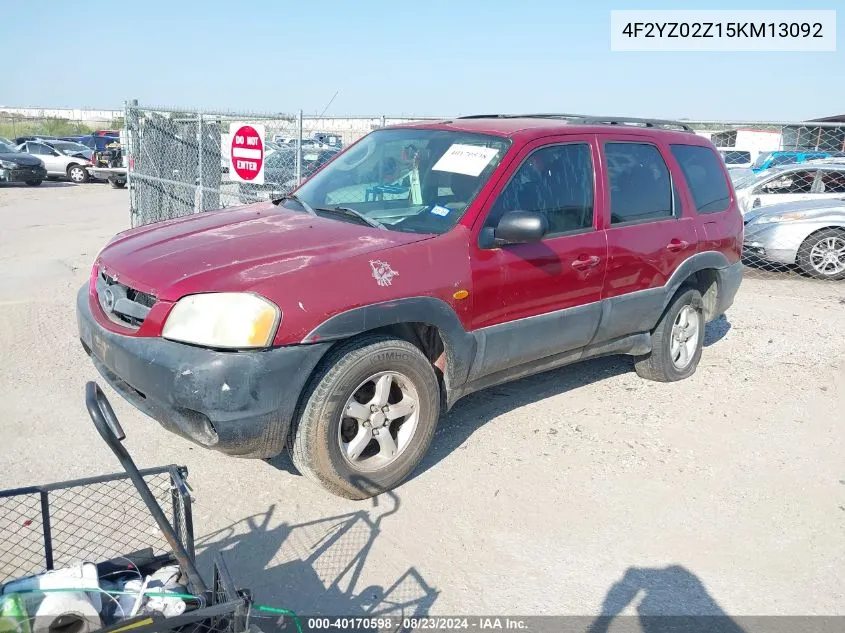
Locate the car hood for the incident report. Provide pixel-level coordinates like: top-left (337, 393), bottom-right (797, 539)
top-left (96, 202), bottom-right (433, 301)
top-left (744, 197), bottom-right (845, 223)
top-left (0, 152), bottom-right (42, 166)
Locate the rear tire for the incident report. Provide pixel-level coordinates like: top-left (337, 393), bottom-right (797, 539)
top-left (109, 179), bottom-right (126, 189)
top-left (25, 180), bottom-right (42, 186)
top-left (796, 228), bottom-right (845, 280)
top-left (67, 164), bottom-right (89, 184)
top-left (634, 288), bottom-right (705, 382)
top-left (287, 335), bottom-right (440, 500)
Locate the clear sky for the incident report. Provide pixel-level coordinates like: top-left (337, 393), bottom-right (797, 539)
top-left (2, 0), bottom-right (842, 121)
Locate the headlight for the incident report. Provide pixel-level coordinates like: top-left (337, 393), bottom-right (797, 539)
top-left (0, 160), bottom-right (19, 169)
top-left (753, 212), bottom-right (808, 224)
top-left (162, 293), bottom-right (280, 349)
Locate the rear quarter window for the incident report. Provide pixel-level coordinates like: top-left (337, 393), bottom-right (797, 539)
top-left (670, 145), bottom-right (731, 214)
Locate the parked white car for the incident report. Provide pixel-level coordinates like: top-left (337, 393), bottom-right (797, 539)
top-left (16, 140), bottom-right (91, 183)
top-left (733, 162), bottom-right (845, 214)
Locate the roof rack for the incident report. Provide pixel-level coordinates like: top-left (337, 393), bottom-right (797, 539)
top-left (575, 116), bottom-right (694, 132)
top-left (456, 113), bottom-right (586, 120)
top-left (455, 113), bottom-right (695, 132)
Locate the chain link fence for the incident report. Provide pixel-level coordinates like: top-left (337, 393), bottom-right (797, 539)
top-left (123, 105), bottom-right (845, 283)
top-left (686, 120), bottom-right (845, 282)
top-left (124, 102), bottom-right (439, 226)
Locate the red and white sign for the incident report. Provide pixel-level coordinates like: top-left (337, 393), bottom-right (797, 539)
top-left (229, 123), bottom-right (265, 184)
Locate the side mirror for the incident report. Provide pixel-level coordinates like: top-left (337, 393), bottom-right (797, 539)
top-left (480, 210), bottom-right (547, 248)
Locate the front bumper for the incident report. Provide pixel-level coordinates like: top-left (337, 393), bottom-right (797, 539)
top-left (0, 165), bottom-right (47, 183)
top-left (77, 284), bottom-right (330, 458)
top-left (742, 222), bottom-right (802, 265)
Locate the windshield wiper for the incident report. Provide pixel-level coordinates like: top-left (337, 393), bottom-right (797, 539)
top-left (315, 206), bottom-right (387, 230)
top-left (277, 193), bottom-right (317, 215)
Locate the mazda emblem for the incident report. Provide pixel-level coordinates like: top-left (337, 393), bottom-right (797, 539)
top-left (103, 287), bottom-right (115, 312)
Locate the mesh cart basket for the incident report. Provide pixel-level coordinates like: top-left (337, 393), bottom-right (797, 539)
top-left (0, 381), bottom-right (260, 633)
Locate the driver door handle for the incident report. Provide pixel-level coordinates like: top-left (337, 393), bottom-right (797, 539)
top-left (666, 239), bottom-right (689, 252)
top-left (571, 255), bottom-right (601, 270)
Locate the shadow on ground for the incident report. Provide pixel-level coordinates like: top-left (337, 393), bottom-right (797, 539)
top-left (194, 485), bottom-right (437, 631)
top-left (586, 565), bottom-right (746, 633)
top-left (0, 181), bottom-right (76, 188)
top-left (704, 314), bottom-right (731, 347)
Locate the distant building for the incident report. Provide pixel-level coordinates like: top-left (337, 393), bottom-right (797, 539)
top-left (779, 115), bottom-right (845, 152)
top-left (811, 114), bottom-right (845, 123)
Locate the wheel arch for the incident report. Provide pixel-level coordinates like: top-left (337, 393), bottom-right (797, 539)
top-left (301, 297), bottom-right (477, 409)
top-left (662, 251), bottom-right (734, 323)
top-left (799, 224), bottom-right (845, 246)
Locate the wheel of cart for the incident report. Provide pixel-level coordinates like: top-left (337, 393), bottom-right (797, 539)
top-left (0, 381), bottom-right (264, 633)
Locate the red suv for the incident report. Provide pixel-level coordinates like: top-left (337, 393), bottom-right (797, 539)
top-left (77, 115), bottom-right (743, 499)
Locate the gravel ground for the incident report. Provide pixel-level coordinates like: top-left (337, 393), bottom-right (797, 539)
top-left (0, 183), bottom-right (843, 622)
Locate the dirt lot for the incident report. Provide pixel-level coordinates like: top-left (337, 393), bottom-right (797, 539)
top-left (1, 183), bottom-right (843, 620)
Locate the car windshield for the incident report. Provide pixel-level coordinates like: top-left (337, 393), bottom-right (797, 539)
top-left (51, 141), bottom-right (88, 154)
top-left (0, 142), bottom-right (19, 153)
top-left (734, 168), bottom-right (784, 189)
top-left (286, 128), bottom-right (511, 234)
top-left (751, 152), bottom-right (772, 170)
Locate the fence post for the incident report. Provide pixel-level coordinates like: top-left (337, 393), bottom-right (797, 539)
top-left (296, 109), bottom-right (303, 184)
top-left (195, 113), bottom-right (203, 213)
top-left (125, 99), bottom-right (136, 226)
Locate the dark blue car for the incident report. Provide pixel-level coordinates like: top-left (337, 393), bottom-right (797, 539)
top-left (78, 135), bottom-right (120, 152)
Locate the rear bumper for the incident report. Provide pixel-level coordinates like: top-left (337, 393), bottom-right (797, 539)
top-left (0, 166), bottom-right (47, 183)
top-left (76, 284), bottom-right (330, 458)
top-left (87, 167), bottom-right (127, 182)
top-left (714, 260), bottom-right (743, 317)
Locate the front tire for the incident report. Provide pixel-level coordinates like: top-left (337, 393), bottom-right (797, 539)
top-left (634, 288), bottom-right (705, 382)
top-left (109, 179), bottom-right (126, 189)
top-left (67, 164), bottom-right (89, 184)
top-left (796, 228), bottom-right (845, 280)
top-left (288, 335), bottom-right (440, 500)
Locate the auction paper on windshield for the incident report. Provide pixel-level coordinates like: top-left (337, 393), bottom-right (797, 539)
top-left (432, 144), bottom-right (499, 177)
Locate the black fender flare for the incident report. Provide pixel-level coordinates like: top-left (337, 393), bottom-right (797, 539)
top-left (301, 297), bottom-right (477, 401)
top-left (661, 250), bottom-right (731, 308)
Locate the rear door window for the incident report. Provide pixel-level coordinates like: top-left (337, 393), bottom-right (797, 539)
top-left (28, 142), bottom-right (55, 156)
top-left (670, 144), bottom-right (731, 213)
top-left (604, 142), bottom-right (674, 225)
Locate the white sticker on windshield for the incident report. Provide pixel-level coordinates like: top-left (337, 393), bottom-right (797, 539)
top-left (432, 144), bottom-right (499, 177)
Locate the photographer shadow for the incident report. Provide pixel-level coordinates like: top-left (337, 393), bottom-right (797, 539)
top-left (586, 565), bottom-right (745, 633)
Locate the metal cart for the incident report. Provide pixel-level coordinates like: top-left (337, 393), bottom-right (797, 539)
top-left (0, 381), bottom-right (258, 633)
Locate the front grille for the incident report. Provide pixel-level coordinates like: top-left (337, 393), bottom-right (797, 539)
top-left (96, 269), bottom-right (156, 329)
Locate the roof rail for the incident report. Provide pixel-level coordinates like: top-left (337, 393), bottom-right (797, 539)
top-left (573, 116), bottom-right (694, 132)
top-left (454, 113), bottom-right (694, 132)
top-left (455, 113), bottom-right (587, 120)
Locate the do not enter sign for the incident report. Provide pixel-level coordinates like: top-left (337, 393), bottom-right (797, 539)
top-left (229, 122), bottom-right (265, 184)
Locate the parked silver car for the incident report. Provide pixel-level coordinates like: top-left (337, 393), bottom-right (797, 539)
top-left (15, 140), bottom-right (91, 183)
top-left (743, 197), bottom-right (845, 280)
